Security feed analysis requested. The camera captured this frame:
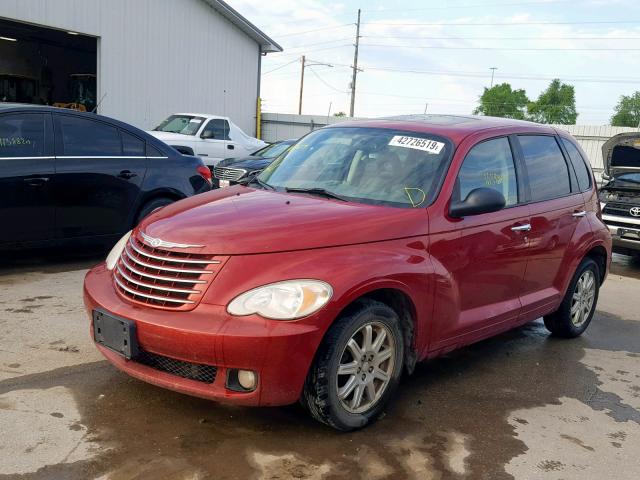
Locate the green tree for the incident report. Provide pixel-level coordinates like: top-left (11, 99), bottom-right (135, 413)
top-left (473, 83), bottom-right (529, 119)
top-left (527, 79), bottom-right (577, 125)
top-left (611, 92), bottom-right (640, 127)
top-left (333, 111), bottom-right (347, 117)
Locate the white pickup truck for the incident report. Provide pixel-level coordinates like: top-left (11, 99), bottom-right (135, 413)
top-left (148, 113), bottom-right (266, 167)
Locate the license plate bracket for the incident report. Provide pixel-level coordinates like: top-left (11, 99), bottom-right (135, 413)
top-left (93, 309), bottom-right (138, 359)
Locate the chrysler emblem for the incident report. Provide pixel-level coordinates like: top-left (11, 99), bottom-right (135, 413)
top-left (631, 207), bottom-right (640, 217)
top-left (140, 231), bottom-right (203, 249)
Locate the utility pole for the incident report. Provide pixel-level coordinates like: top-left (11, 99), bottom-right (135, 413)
top-left (349, 9), bottom-right (361, 117)
top-left (490, 67), bottom-right (497, 88)
top-left (298, 55), bottom-right (306, 115)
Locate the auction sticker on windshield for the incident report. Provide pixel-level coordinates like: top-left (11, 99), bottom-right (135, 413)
top-left (388, 135), bottom-right (445, 154)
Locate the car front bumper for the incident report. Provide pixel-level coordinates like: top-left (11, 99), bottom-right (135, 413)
top-left (83, 263), bottom-right (324, 406)
top-left (605, 222), bottom-right (640, 254)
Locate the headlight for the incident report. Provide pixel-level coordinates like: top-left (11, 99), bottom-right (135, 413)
top-left (106, 231), bottom-right (132, 270)
top-left (227, 280), bottom-right (332, 320)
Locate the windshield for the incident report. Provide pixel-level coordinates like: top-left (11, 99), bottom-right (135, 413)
top-left (258, 127), bottom-right (453, 208)
top-left (154, 115), bottom-right (205, 135)
top-left (252, 141), bottom-right (294, 158)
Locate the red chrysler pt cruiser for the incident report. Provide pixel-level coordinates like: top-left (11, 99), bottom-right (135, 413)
top-left (84, 115), bottom-right (611, 430)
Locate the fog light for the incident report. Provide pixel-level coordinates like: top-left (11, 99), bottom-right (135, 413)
top-left (238, 370), bottom-right (257, 390)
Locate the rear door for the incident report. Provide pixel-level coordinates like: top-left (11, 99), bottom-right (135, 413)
top-left (0, 112), bottom-right (54, 243)
top-left (515, 134), bottom-right (589, 320)
top-left (197, 118), bottom-right (229, 163)
top-left (53, 114), bottom-right (147, 238)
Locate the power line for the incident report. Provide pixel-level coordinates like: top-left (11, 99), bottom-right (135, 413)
top-left (295, 61), bottom-right (640, 84)
top-left (363, 35), bottom-right (640, 41)
top-left (271, 44), bottom-right (353, 58)
top-left (275, 23), bottom-right (352, 38)
top-left (262, 58), bottom-right (300, 75)
top-left (307, 67), bottom-right (348, 93)
top-left (369, 0), bottom-right (573, 12)
top-left (360, 43), bottom-right (640, 51)
top-left (362, 19), bottom-right (640, 26)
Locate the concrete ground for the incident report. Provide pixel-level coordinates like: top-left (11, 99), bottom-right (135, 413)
top-left (0, 251), bottom-right (638, 479)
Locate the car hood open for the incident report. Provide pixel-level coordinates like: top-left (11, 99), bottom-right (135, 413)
top-left (602, 132), bottom-right (640, 178)
top-left (137, 186), bottom-right (428, 255)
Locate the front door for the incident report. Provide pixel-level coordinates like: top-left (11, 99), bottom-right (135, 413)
top-left (52, 114), bottom-right (146, 238)
top-left (515, 134), bottom-right (589, 319)
top-left (0, 112), bottom-right (55, 243)
top-left (430, 136), bottom-right (530, 349)
top-left (198, 118), bottom-right (229, 164)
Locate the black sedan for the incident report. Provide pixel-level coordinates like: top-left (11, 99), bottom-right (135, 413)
top-left (212, 139), bottom-right (295, 188)
top-left (0, 104), bottom-right (212, 250)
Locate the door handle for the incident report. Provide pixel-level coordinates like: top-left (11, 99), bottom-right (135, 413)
top-left (23, 177), bottom-right (49, 186)
top-left (572, 210), bottom-right (587, 218)
top-left (118, 170), bottom-right (137, 180)
top-left (511, 223), bottom-right (532, 232)
top-left (227, 144), bottom-right (235, 150)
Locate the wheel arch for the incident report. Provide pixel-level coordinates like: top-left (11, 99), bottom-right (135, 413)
top-left (333, 286), bottom-right (419, 375)
top-left (133, 189), bottom-right (185, 227)
top-left (584, 244), bottom-right (608, 284)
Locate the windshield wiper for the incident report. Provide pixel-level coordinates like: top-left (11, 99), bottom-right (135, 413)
top-left (248, 176), bottom-right (275, 190)
top-left (285, 187), bottom-right (348, 201)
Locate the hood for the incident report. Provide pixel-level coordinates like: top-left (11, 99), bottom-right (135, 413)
top-left (138, 186), bottom-right (428, 255)
top-left (147, 130), bottom-right (196, 143)
top-left (216, 155), bottom-right (273, 170)
top-left (602, 132), bottom-right (640, 178)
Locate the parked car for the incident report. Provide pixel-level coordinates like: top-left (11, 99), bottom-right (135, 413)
top-left (213, 139), bottom-right (296, 188)
top-left (0, 103), bottom-right (211, 250)
top-left (148, 113), bottom-right (266, 167)
top-left (84, 115), bottom-right (611, 431)
top-left (599, 132), bottom-right (640, 257)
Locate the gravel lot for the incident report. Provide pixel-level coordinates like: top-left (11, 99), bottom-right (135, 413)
top-left (0, 251), bottom-right (639, 479)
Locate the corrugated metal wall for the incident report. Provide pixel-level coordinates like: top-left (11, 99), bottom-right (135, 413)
top-left (0, 0), bottom-right (260, 134)
top-left (261, 113), bottom-right (639, 179)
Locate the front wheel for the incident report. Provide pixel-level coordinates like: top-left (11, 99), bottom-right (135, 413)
top-left (544, 258), bottom-right (600, 338)
top-left (302, 299), bottom-right (404, 431)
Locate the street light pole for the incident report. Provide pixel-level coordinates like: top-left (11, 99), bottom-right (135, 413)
top-left (298, 56), bottom-right (334, 115)
top-left (298, 55), bottom-right (306, 115)
top-left (490, 67), bottom-right (497, 88)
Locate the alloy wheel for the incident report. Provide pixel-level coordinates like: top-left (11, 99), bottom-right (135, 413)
top-left (571, 270), bottom-right (596, 327)
top-left (336, 322), bottom-right (396, 414)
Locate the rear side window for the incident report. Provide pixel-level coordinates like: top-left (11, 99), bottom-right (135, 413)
top-left (456, 137), bottom-right (519, 207)
top-left (0, 113), bottom-right (45, 157)
top-left (561, 138), bottom-right (592, 192)
top-left (518, 135), bottom-right (570, 202)
top-left (201, 119), bottom-right (230, 140)
top-left (121, 131), bottom-right (145, 156)
top-left (58, 115), bottom-right (122, 156)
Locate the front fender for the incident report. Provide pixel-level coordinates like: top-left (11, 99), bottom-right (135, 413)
top-left (202, 236), bottom-right (434, 355)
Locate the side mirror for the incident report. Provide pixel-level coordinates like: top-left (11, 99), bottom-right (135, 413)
top-left (201, 130), bottom-right (215, 139)
top-left (449, 188), bottom-right (506, 218)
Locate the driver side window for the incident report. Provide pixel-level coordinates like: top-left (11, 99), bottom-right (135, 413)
top-left (456, 137), bottom-right (518, 207)
top-left (201, 119), bottom-right (230, 140)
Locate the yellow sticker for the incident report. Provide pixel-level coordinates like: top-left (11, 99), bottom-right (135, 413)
top-left (404, 187), bottom-right (426, 208)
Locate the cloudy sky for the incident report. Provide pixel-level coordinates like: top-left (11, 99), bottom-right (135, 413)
top-left (231, 0), bottom-right (640, 124)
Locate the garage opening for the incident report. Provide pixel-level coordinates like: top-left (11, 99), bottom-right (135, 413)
top-left (0, 18), bottom-right (97, 112)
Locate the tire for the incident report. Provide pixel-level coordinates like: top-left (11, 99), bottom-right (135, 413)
top-left (302, 299), bottom-right (405, 431)
top-left (543, 258), bottom-right (600, 338)
top-left (135, 197), bottom-right (174, 225)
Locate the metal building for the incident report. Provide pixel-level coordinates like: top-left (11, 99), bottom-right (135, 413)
top-left (0, 0), bottom-right (281, 135)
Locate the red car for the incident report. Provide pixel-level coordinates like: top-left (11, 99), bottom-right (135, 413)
top-left (84, 115), bottom-right (611, 431)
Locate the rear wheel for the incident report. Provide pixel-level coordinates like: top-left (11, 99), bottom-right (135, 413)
top-left (302, 299), bottom-right (404, 431)
top-left (135, 197), bottom-right (174, 225)
top-left (544, 258), bottom-right (599, 338)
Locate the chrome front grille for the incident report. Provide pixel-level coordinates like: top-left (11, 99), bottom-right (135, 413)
top-left (603, 202), bottom-right (639, 218)
top-left (113, 235), bottom-right (225, 309)
top-left (213, 166), bottom-right (246, 181)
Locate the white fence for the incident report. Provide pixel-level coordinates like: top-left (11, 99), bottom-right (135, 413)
top-left (261, 112), bottom-right (639, 178)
